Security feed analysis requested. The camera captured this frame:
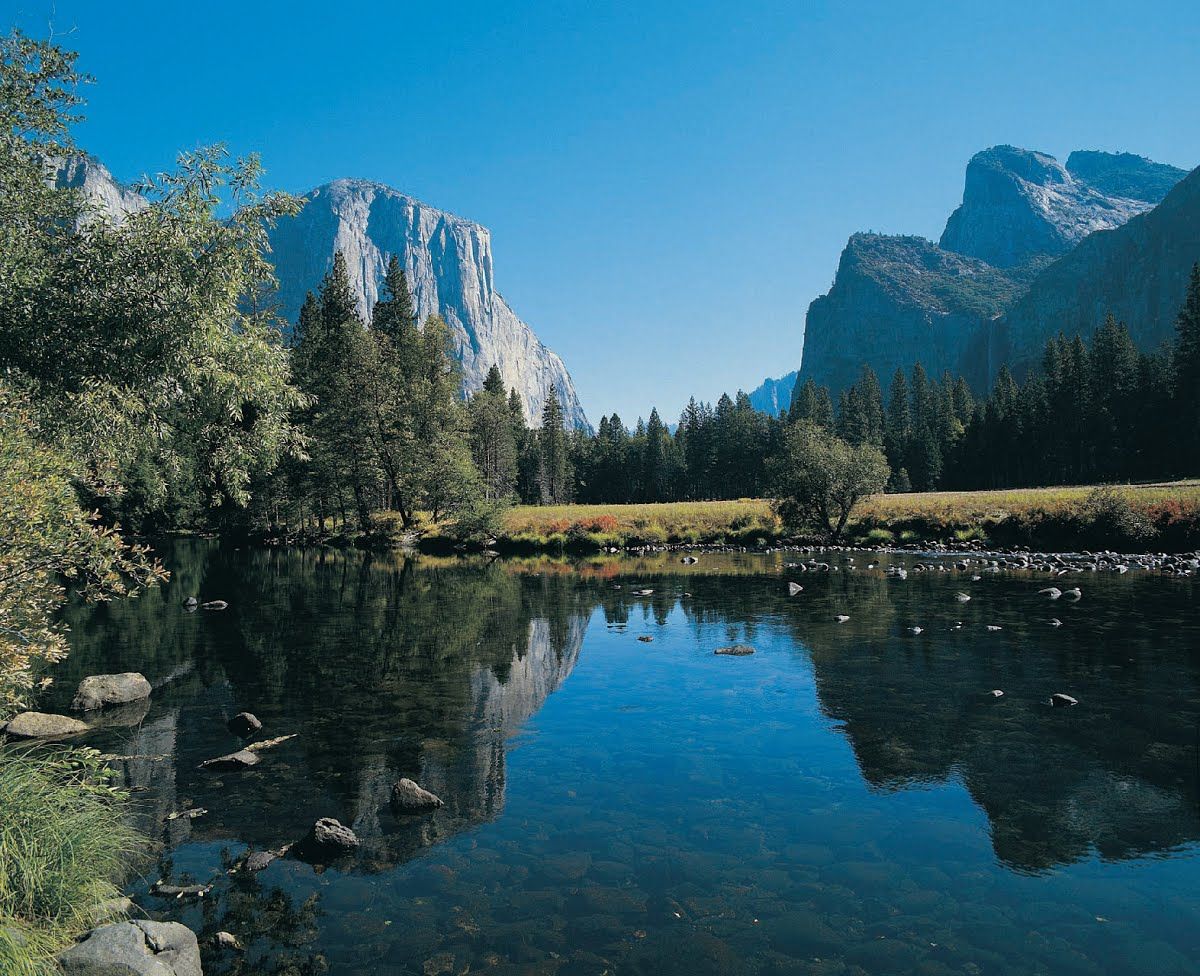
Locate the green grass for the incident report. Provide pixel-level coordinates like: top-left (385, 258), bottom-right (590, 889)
top-left (0, 748), bottom-right (142, 975)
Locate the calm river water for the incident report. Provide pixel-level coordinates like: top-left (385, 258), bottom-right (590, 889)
top-left (52, 541), bottom-right (1200, 975)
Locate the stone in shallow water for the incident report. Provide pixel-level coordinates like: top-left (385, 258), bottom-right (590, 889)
top-left (296, 817), bottom-right (359, 860)
top-left (228, 711), bottom-right (262, 737)
top-left (71, 672), bottom-right (151, 711)
top-left (2, 711), bottom-right (89, 739)
top-left (198, 749), bottom-right (260, 770)
top-left (59, 920), bottom-right (201, 976)
top-left (391, 777), bottom-right (444, 812)
top-left (714, 644), bottom-right (755, 656)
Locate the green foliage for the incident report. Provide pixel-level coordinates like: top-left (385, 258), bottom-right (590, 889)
top-left (0, 389), bottom-right (165, 714)
top-left (0, 747), bottom-right (143, 973)
top-left (768, 421), bottom-right (890, 540)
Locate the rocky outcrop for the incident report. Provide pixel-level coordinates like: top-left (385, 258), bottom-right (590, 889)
top-left (994, 164), bottom-right (1200, 378)
top-left (796, 147), bottom-right (1190, 396)
top-left (939, 146), bottom-right (1157, 269)
top-left (747, 371), bottom-right (798, 416)
top-left (800, 234), bottom-right (1027, 395)
top-left (59, 921), bottom-right (201, 976)
top-left (50, 154), bottom-right (146, 222)
top-left (267, 179), bottom-right (588, 428)
top-left (48, 158), bottom-right (588, 429)
top-left (1065, 151), bottom-right (1187, 204)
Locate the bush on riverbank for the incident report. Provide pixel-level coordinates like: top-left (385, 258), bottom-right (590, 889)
top-left (0, 748), bottom-right (141, 975)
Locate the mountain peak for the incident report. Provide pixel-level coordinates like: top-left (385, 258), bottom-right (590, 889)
top-left (938, 145), bottom-right (1156, 268)
top-left (1064, 150), bottom-right (1187, 204)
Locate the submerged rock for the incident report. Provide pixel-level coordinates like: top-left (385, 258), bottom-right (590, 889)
top-left (787, 582), bottom-right (803, 595)
top-left (714, 644), bottom-right (755, 656)
top-left (227, 711), bottom-right (262, 738)
top-left (213, 931), bottom-right (243, 952)
top-left (2, 711), bottom-right (89, 739)
top-left (391, 778), bottom-right (444, 813)
top-left (59, 920), bottom-right (201, 976)
top-left (200, 600), bottom-right (228, 611)
top-left (71, 673), bottom-right (152, 712)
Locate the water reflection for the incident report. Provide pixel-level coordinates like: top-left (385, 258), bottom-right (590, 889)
top-left (49, 543), bottom-right (1200, 974)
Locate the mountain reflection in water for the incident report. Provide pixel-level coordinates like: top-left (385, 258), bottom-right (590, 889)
top-left (50, 541), bottom-right (1200, 975)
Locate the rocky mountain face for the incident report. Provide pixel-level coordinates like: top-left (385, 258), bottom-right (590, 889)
top-left (939, 146), bottom-right (1163, 269)
top-left (997, 164), bottom-right (1200, 376)
top-left (794, 147), bottom-right (1190, 398)
top-left (267, 179), bottom-right (588, 428)
top-left (800, 233), bottom-right (1033, 395)
top-left (49, 158), bottom-right (587, 429)
top-left (50, 154), bottom-right (146, 221)
top-left (747, 371), bottom-right (798, 416)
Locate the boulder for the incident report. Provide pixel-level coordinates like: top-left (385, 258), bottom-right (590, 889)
top-left (227, 712), bottom-right (262, 738)
top-left (391, 778), bottom-right (444, 813)
top-left (198, 750), bottom-right (259, 771)
top-left (71, 673), bottom-right (152, 712)
top-left (714, 644), bottom-right (755, 656)
top-left (1051, 693), bottom-right (1079, 708)
top-left (2, 711), bottom-right (89, 739)
top-left (59, 920), bottom-right (201, 976)
top-left (297, 817), bottom-right (358, 859)
top-left (787, 582), bottom-right (803, 595)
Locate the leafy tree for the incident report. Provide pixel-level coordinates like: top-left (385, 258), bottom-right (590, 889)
top-left (768, 421), bottom-right (889, 540)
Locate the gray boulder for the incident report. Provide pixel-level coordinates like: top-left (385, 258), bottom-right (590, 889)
top-left (59, 920), bottom-right (201, 976)
top-left (2, 711), bottom-right (89, 739)
top-left (296, 817), bottom-right (358, 860)
top-left (71, 673), bottom-right (152, 712)
top-left (227, 712), bottom-right (262, 738)
top-left (391, 778), bottom-right (444, 813)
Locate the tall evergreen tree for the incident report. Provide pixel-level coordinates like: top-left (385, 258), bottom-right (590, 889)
top-left (1174, 263), bottom-right (1200, 470)
top-left (537, 386), bottom-right (572, 504)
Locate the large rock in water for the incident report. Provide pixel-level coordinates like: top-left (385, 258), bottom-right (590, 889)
top-left (71, 673), bottom-right (152, 712)
top-left (59, 920), bottom-right (201, 976)
top-left (2, 711), bottom-right (89, 739)
top-left (266, 178), bottom-right (589, 429)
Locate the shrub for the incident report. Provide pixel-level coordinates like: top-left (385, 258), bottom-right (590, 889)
top-left (451, 498), bottom-right (510, 543)
top-left (1081, 486), bottom-right (1155, 546)
top-left (0, 748), bottom-right (143, 974)
top-left (864, 527), bottom-right (895, 544)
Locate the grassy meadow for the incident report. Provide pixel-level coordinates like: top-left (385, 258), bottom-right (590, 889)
top-left (492, 480), bottom-right (1200, 552)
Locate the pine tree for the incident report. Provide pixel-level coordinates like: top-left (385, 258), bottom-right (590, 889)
top-left (537, 386), bottom-right (572, 504)
top-left (1174, 263), bottom-right (1200, 470)
top-left (372, 254), bottom-right (417, 341)
top-left (469, 365), bottom-right (518, 501)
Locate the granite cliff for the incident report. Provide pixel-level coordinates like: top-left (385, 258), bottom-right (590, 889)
top-left (50, 158), bottom-right (587, 428)
top-left (267, 179), bottom-right (588, 428)
top-left (792, 147), bottom-right (1190, 399)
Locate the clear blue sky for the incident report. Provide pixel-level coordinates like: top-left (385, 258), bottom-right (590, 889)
top-left (8, 0), bottom-right (1199, 422)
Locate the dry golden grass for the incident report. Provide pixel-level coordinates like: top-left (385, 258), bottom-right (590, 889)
top-left (500, 481), bottom-right (1200, 549)
top-left (503, 499), bottom-right (778, 545)
top-left (856, 480), bottom-right (1200, 522)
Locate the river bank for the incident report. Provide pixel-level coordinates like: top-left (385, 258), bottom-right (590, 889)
top-left (434, 481), bottom-right (1200, 554)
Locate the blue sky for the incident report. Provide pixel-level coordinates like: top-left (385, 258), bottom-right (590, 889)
top-left (8, 0), bottom-right (1199, 422)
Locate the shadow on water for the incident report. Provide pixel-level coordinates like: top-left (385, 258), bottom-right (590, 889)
top-left (48, 541), bottom-right (1200, 975)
